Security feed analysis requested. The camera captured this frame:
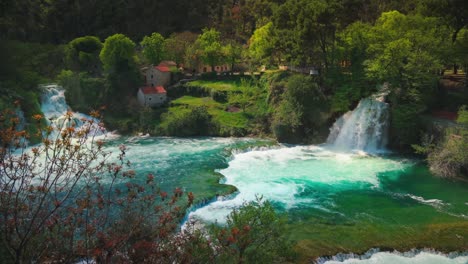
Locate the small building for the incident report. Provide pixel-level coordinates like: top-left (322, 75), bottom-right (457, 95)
top-left (137, 86), bottom-right (167, 107)
top-left (146, 65), bottom-right (171, 87)
top-left (196, 64), bottom-right (231, 73)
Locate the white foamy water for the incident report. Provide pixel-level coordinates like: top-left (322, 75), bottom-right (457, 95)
top-left (40, 84), bottom-right (105, 137)
top-left (320, 250), bottom-right (468, 264)
top-left (188, 145), bottom-right (410, 224)
top-left (327, 93), bottom-right (389, 153)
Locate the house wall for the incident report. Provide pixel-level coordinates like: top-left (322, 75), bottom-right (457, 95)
top-left (146, 68), bottom-right (171, 87)
top-left (137, 89), bottom-right (146, 105)
top-left (154, 70), bottom-right (171, 87)
top-left (137, 89), bottom-right (167, 107)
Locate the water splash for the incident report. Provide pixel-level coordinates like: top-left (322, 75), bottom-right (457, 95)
top-left (316, 248), bottom-right (468, 264)
top-left (327, 90), bottom-right (390, 153)
top-left (40, 84), bottom-right (105, 137)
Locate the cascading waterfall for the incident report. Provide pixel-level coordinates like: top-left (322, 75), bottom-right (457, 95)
top-left (40, 84), bottom-right (105, 137)
top-left (327, 89), bottom-right (390, 153)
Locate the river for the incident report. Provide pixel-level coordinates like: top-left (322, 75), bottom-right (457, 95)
top-left (41, 85), bottom-right (468, 263)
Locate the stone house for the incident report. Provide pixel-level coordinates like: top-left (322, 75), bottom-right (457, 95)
top-left (137, 86), bottom-right (167, 107)
top-left (146, 65), bottom-right (171, 87)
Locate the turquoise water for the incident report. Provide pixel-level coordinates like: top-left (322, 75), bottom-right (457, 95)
top-left (102, 136), bottom-right (468, 261)
top-left (188, 144), bottom-right (468, 224)
top-left (102, 136), bottom-right (272, 202)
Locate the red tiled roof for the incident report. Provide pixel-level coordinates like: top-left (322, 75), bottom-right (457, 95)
top-left (155, 65), bottom-right (170, 72)
top-left (159, 60), bottom-right (177, 67)
top-left (140, 86), bottom-right (167, 94)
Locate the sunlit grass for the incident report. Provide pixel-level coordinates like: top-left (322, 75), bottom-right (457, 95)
top-left (171, 96), bottom-right (223, 108)
top-left (209, 109), bottom-right (249, 128)
top-left (186, 78), bottom-right (252, 92)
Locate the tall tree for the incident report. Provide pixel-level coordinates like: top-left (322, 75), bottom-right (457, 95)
top-left (100, 34), bottom-right (136, 73)
top-left (165, 31), bottom-right (198, 66)
top-left (140, 32), bottom-right (167, 65)
top-left (99, 34), bottom-right (139, 112)
top-left (195, 28), bottom-right (224, 70)
top-left (419, 0), bottom-right (468, 43)
top-left (223, 42), bottom-right (243, 72)
top-left (248, 22), bottom-right (278, 67)
top-left (65, 36), bottom-right (103, 74)
top-left (272, 0), bottom-right (343, 69)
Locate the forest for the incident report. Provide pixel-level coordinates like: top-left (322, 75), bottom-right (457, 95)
top-left (0, 0), bottom-right (468, 263)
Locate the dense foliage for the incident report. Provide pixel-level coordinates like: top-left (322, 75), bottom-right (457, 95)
top-left (0, 0), bottom-right (467, 175)
top-left (0, 1), bottom-right (468, 263)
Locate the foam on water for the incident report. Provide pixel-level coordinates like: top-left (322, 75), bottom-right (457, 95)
top-left (188, 145), bottom-right (410, 224)
top-left (40, 84), bottom-right (105, 137)
top-left (319, 250), bottom-right (468, 264)
top-left (327, 90), bottom-right (390, 153)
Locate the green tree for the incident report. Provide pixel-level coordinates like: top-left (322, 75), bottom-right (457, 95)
top-left (272, 75), bottom-right (328, 143)
top-left (248, 22), bottom-right (277, 67)
top-left (140, 32), bottom-right (167, 65)
top-left (272, 0), bottom-right (343, 69)
top-left (99, 34), bottom-right (140, 113)
top-left (223, 42), bottom-right (243, 72)
top-left (184, 41), bottom-right (204, 73)
top-left (360, 11), bottom-right (451, 148)
top-left (65, 36), bottom-right (103, 74)
top-left (195, 28), bottom-right (224, 70)
top-left (364, 11), bottom-right (448, 88)
top-left (165, 31), bottom-right (198, 66)
top-left (211, 197), bottom-right (294, 264)
top-left (419, 0), bottom-right (468, 43)
top-left (99, 34), bottom-right (137, 72)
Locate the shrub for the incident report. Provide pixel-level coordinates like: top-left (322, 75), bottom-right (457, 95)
top-left (160, 106), bottom-right (213, 136)
top-left (209, 197), bottom-right (295, 263)
top-left (0, 109), bottom-right (194, 263)
top-left (418, 106), bottom-right (468, 178)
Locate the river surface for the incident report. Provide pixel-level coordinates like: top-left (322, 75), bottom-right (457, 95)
top-left (41, 85), bottom-right (468, 263)
top-left (102, 135), bottom-right (468, 263)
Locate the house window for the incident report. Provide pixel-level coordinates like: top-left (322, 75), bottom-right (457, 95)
top-left (148, 97), bottom-right (152, 100)
top-left (151, 74), bottom-right (153, 79)
top-left (203, 67), bottom-right (207, 72)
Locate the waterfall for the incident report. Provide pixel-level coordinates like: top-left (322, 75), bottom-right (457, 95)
top-left (40, 84), bottom-right (105, 137)
top-left (327, 89), bottom-right (390, 153)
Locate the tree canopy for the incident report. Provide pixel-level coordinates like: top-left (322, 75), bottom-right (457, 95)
top-left (100, 34), bottom-right (137, 72)
top-left (140, 32), bottom-right (167, 65)
top-left (195, 28), bottom-right (224, 69)
top-left (65, 36), bottom-right (103, 73)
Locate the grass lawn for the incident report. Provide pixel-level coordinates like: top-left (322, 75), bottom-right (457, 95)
top-left (171, 96), bottom-right (223, 108)
top-left (165, 95), bottom-right (250, 130)
top-left (186, 78), bottom-right (252, 92)
top-left (209, 108), bottom-right (249, 128)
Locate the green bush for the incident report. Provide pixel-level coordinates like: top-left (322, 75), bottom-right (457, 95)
top-left (210, 198), bottom-right (295, 263)
top-left (417, 106), bottom-right (468, 178)
top-left (271, 74), bottom-right (330, 143)
top-left (160, 106), bottom-right (213, 136)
